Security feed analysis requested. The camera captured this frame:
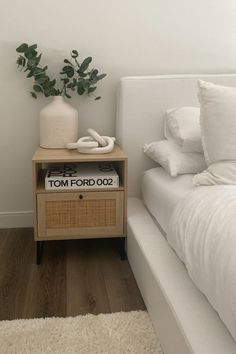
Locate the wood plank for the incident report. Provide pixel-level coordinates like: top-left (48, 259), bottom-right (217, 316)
top-left (23, 240), bottom-right (67, 319)
top-left (101, 239), bottom-right (145, 312)
top-left (0, 229), bottom-right (34, 320)
top-left (0, 229), bottom-right (145, 320)
top-left (66, 239), bottom-right (111, 316)
top-left (32, 145), bottom-right (128, 163)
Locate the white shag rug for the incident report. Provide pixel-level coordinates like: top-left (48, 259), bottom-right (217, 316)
top-left (0, 311), bottom-right (163, 354)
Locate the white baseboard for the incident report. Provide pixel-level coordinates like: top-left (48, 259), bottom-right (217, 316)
top-left (0, 211), bottom-right (33, 229)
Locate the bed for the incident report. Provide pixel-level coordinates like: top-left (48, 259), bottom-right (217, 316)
top-left (116, 74), bottom-right (236, 354)
top-left (142, 167), bottom-right (194, 233)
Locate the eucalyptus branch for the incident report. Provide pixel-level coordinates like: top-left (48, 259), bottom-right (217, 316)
top-left (16, 43), bottom-right (107, 100)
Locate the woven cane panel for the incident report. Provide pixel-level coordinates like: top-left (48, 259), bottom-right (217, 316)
top-left (46, 199), bottom-right (116, 229)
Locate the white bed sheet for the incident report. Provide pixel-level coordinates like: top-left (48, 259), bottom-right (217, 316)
top-left (167, 185), bottom-right (236, 341)
top-left (142, 167), bottom-right (194, 233)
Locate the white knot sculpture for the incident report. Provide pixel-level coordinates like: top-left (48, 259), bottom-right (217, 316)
top-left (67, 128), bottom-right (116, 154)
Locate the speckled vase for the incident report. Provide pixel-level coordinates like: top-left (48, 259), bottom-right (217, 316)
top-left (39, 96), bottom-right (78, 148)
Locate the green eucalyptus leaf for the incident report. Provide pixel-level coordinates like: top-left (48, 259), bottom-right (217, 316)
top-left (77, 81), bottom-right (85, 95)
top-left (42, 80), bottom-right (50, 90)
top-left (88, 86), bottom-right (96, 93)
top-left (27, 57), bottom-right (38, 68)
top-left (35, 77), bottom-right (46, 84)
top-left (97, 73), bottom-right (107, 81)
top-left (71, 50), bottom-right (78, 59)
top-left (35, 73), bottom-right (46, 79)
top-left (35, 53), bottom-right (42, 66)
top-left (33, 84), bottom-right (42, 92)
top-left (33, 67), bottom-right (43, 75)
top-left (30, 91), bottom-right (37, 99)
top-left (80, 56), bottom-right (92, 72)
top-left (67, 67), bottom-right (74, 78)
top-left (27, 70), bottom-right (34, 78)
top-left (72, 50), bottom-right (78, 56)
top-left (28, 44), bottom-right (37, 51)
top-left (47, 88), bottom-right (55, 96)
top-left (62, 65), bottom-right (71, 72)
top-left (16, 56), bottom-right (26, 67)
top-left (16, 43), bottom-right (28, 53)
top-left (62, 66), bottom-right (74, 78)
top-left (77, 71), bottom-right (88, 78)
top-left (82, 80), bottom-right (90, 89)
top-left (54, 89), bottom-right (60, 96)
top-left (25, 49), bottom-right (37, 60)
top-left (90, 69), bottom-right (98, 80)
top-left (90, 77), bottom-right (98, 85)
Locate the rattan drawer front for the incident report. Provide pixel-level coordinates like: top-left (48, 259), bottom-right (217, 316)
top-left (37, 191), bottom-right (124, 239)
top-left (46, 199), bottom-right (116, 229)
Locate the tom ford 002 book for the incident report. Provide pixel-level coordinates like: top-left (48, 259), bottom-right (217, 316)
top-left (45, 162), bottom-right (119, 190)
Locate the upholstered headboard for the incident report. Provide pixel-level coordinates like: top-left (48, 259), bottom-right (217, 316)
top-left (116, 74), bottom-right (236, 197)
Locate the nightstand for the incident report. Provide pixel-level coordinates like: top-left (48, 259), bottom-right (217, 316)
top-left (32, 145), bottom-right (127, 264)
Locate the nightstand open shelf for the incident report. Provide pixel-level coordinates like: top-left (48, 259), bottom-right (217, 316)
top-left (32, 145), bottom-right (127, 264)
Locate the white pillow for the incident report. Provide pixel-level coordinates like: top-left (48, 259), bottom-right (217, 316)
top-left (193, 161), bottom-right (236, 186)
top-left (143, 139), bottom-right (206, 177)
top-left (198, 80), bottom-right (236, 165)
top-left (166, 106), bottom-right (203, 153)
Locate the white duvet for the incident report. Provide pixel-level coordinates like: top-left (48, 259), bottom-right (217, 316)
top-left (167, 185), bottom-right (236, 341)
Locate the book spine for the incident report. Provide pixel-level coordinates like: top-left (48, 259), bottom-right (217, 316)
top-left (45, 176), bottom-right (119, 190)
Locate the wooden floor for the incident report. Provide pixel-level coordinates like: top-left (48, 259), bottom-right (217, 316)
top-left (0, 228), bottom-right (145, 320)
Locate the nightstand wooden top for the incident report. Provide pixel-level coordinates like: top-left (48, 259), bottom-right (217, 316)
top-left (32, 144), bottom-right (127, 163)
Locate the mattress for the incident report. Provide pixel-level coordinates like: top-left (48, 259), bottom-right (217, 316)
top-left (142, 167), bottom-right (195, 233)
top-left (128, 198), bottom-right (236, 354)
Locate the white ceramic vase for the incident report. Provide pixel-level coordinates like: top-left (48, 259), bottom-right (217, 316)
top-left (39, 96), bottom-right (78, 149)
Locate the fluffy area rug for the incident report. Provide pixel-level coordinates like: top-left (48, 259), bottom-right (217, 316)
top-left (0, 311), bottom-right (163, 354)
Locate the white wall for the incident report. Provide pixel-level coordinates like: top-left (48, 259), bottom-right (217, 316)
top-left (1, 0), bottom-right (236, 227)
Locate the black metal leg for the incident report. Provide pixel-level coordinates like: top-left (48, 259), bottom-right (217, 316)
top-left (119, 237), bottom-right (127, 260)
top-left (36, 241), bottom-right (44, 265)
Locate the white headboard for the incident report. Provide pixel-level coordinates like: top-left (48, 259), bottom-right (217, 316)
top-left (116, 74), bottom-right (236, 197)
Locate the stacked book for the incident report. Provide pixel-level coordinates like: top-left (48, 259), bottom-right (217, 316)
top-left (45, 162), bottom-right (119, 190)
